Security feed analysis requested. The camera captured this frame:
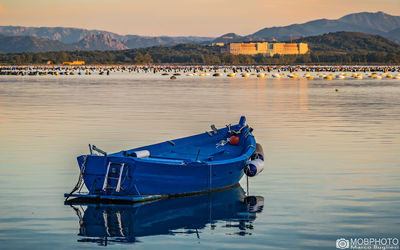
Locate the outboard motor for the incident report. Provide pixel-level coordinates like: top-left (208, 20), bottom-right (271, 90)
top-left (244, 143), bottom-right (264, 177)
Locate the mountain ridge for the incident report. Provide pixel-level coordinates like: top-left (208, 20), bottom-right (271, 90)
top-left (249, 11), bottom-right (400, 41)
top-left (1, 11), bottom-right (400, 53)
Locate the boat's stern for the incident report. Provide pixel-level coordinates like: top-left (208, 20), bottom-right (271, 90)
top-left (76, 154), bottom-right (138, 196)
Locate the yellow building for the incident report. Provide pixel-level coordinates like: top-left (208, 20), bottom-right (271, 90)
top-left (211, 42), bottom-right (226, 47)
top-left (227, 42), bottom-right (308, 56)
top-left (63, 60), bottom-right (85, 65)
top-left (298, 43), bottom-right (309, 54)
top-left (228, 42), bottom-right (267, 55)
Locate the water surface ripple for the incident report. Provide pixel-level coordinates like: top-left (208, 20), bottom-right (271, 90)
top-left (0, 74), bottom-right (399, 249)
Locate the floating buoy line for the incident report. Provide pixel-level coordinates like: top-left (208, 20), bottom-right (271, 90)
top-left (1, 65), bottom-right (399, 81)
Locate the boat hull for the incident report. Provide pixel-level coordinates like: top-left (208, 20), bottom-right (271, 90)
top-left (78, 155), bottom-right (247, 196)
top-left (71, 116), bottom-right (258, 197)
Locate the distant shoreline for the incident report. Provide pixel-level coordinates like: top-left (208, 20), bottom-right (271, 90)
top-left (1, 63), bottom-right (400, 67)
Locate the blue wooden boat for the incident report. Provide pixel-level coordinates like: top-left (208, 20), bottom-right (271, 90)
top-left (65, 116), bottom-right (264, 202)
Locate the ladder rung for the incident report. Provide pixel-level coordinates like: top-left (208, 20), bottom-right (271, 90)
top-left (102, 162), bottom-right (112, 191)
top-left (116, 163), bottom-right (125, 192)
top-left (103, 162), bottom-right (126, 192)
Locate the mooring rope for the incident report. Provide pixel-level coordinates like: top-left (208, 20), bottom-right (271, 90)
top-left (65, 155), bottom-right (88, 201)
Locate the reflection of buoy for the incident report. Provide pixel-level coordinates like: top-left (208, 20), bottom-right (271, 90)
top-left (170, 76), bottom-right (177, 80)
top-left (213, 73), bottom-right (222, 77)
top-left (244, 196), bottom-right (264, 213)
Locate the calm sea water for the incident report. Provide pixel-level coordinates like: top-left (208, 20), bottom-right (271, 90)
top-left (0, 72), bottom-right (399, 249)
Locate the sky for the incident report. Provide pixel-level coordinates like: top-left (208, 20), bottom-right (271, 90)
top-left (0, 0), bottom-right (399, 37)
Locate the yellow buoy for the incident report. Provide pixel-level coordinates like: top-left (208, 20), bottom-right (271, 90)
top-left (227, 73), bottom-right (235, 77)
top-left (257, 74), bottom-right (265, 78)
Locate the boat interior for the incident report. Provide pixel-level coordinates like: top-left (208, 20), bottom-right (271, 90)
top-left (110, 123), bottom-right (254, 162)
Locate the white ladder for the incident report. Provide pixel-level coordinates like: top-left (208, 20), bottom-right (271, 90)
top-left (102, 162), bottom-right (125, 192)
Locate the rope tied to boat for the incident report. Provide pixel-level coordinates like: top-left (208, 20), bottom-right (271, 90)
top-left (65, 155), bottom-right (88, 201)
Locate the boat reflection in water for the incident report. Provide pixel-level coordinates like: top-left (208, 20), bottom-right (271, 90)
top-left (68, 185), bottom-right (264, 245)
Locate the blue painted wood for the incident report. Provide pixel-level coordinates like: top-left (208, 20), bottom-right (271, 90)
top-left (64, 192), bottom-right (163, 202)
top-left (76, 116), bottom-right (257, 196)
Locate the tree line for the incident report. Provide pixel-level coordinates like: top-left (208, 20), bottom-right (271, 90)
top-left (0, 44), bottom-right (399, 65)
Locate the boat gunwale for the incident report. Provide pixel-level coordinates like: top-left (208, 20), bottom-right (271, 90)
top-left (100, 120), bottom-right (256, 166)
top-left (133, 134), bottom-right (256, 165)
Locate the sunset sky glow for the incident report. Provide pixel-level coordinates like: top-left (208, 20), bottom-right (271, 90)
top-left (0, 0), bottom-right (399, 36)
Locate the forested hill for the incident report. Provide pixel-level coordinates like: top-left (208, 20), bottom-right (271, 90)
top-left (295, 32), bottom-right (400, 53)
top-left (1, 32), bottom-right (400, 65)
